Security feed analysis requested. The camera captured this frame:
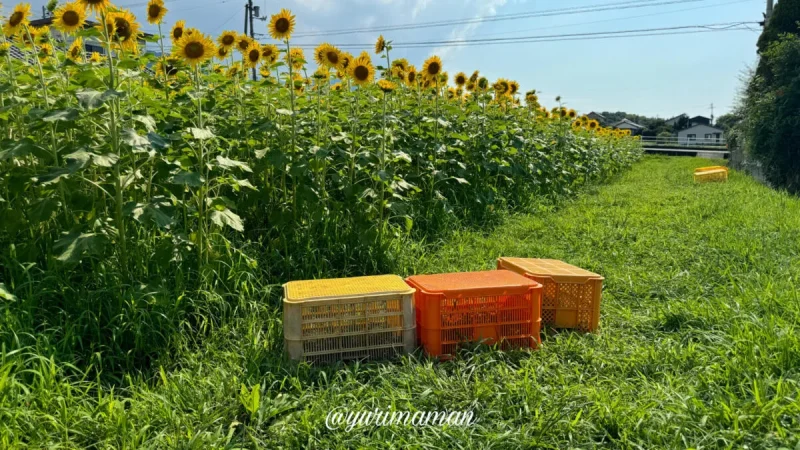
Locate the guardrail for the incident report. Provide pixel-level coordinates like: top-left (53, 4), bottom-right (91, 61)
top-left (640, 136), bottom-right (727, 148)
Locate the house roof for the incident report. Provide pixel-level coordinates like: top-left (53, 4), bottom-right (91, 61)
top-left (689, 115), bottom-right (711, 121)
top-left (678, 123), bottom-right (724, 133)
top-left (610, 118), bottom-right (645, 129)
top-left (587, 112), bottom-right (606, 119)
top-left (29, 17), bottom-right (155, 38)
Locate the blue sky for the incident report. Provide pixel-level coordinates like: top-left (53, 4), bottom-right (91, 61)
top-left (7, 0), bottom-right (766, 118)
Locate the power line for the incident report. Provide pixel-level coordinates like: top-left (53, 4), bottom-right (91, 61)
top-left (290, 0), bottom-right (706, 38)
top-left (290, 22), bottom-right (758, 49)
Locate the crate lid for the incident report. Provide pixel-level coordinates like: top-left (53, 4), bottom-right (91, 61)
top-left (694, 166), bottom-right (728, 174)
top-left (498, 258), bottom-right (604, 283)
top-left (405, 270), bottom-right (538, 296)
top-left (284, 274), bottom-right (414, 302)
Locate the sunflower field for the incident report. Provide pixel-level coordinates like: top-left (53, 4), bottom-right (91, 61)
top-left (0, 2), bottom-right (640, 376)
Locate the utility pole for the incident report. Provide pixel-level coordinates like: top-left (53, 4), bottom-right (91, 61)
top-left (244, 0), bottom-right (259, 81)
top-left (766, 0), bottom-right (774, 24)
top-left (710, 103), bottom-right (714, 124)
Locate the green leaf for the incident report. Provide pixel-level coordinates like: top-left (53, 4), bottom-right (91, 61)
top-left (76, 89), bottom-right (125, 109)
top-left (0, 139), bottom-right (50, 161)
top-left (170, 171), bottom-right (205, 187)
top-left (134, 115), bottom-right (157, 132)
top-left (275, 108), bottom-right (294, 116)
top-left (147, 132), bottom-right (171, 151)
top-left (124, 199), bottom-right (175, 229)
top-left (215, 155), bottom-right (253, 173)
top-left (53, 231), bottom-right (108, 263)
top-left (28, 197), bottom-right (61, 224)
top-left (210, 208), bottom-right (244, 232)
top-left (121, 128), bottom-right (150, 148)
top-left (43, 109), bottom-right (79, 122)
top-left (0, 283), bottom-right (16, 302)
top-left (189, 128), bottom-right (216, 140)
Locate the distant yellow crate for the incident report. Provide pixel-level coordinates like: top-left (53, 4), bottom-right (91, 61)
top-left (283, 275), bottom-right (416, 364)
top-left (694, 166), bottom-right (729, 183)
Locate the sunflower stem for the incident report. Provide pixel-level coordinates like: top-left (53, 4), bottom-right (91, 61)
top-left (285, 40), bottom-right (298, 220)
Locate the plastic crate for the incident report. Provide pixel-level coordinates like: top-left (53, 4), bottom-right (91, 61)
top-left (694, 166), bottom-right (728, 183)
top-left (283, 275), bottom-right (416, 364)
top-left (497, 258), bottom-right (603, 331)
top-left (405, 270), bottom-right (542, 358)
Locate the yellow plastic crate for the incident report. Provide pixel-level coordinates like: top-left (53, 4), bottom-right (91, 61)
top-left (694, 166), bottom-right (728, 183)
top-left (283, 275), bottom-right (416, 364)
top-left (497, 258), bottom-right (603, 331)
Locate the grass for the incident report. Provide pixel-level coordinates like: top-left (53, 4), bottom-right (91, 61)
top-left (2, 155), bottom-right (800, 449)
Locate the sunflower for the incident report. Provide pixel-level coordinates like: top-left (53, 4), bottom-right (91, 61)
top-left (339, 51), bottom-right (353, 72)
top-left (493, 79), bottom-right (509, 96)
top-left (286, 47), bottom-right (304, 70)
top-left (377, 79), bottom-right (396, 93)
top-left (0, 43), bottom-right (10, 57)
top-left (67, 37), bottom-right (84, 62)
top-left (456, 87), bottom-right (463, 97)
top-left (477, 76), bottom-right (488, 91)
top-left (146, 0), bottom-right (167, 24)
top-left (348, 53), bottom-right (374, 86)
top-left (509, 81), bottom-right (520, 96)
top-left (572, 120), bottom-right (582, 129)
top-left (35, 26), bottom-right (52, 45)
top-left (213, 64), bottom-right (224, 74)
top-left (466, 81), bottom-right (475, 92)
top-left (155, 58), bottom-right (179, 77)
top-left (314, 43), bottom-right (341, 70)
top-left (454, 72), bottom-right (467, 87)
top-left (215, 45), bottom-right (229, 60)
top-left (227, 62), bottom-right (241, 78)
top-left (4, 3), bottom-right (31, 36)
top-left (89, 51), bottom-right (103, 63)
top-left (331, 82), bottom-right (342, 91)
top-left (559, 107), bottom-right (568, 118)
top-left (392, 58), bottom-right (408, 72)
top-left (374, 34), bottom-right (386, 54)
top-left (261, 44), bottom-right (279, 65)
top-left (588, 120), bottom-right (599, 130)
top-left (567, 109), bottom-right (577, 119)
top-left (102, 10), bottom-right (141, 53)
top-left (268, 9), bottom-right (295, 41)
top-left (53, 2), bottom-right (86, 33)
top-left (236, 34), bottom-right (251, 53)
top-left (287, 73), bottom-right (304, 93)
top-left (439, 71), bottom-right (448, 86)
top-left (39, 42), bottom-right (55, 60)
top-left (313, 66), bottom-right (329, 81)
top-left (217, 30), bottom-right (236, 50)
top-left (173, 32), bottom-right (215, 66)
top-left (469, 70), bottom-right (479, 83)
top-left (239, 41), bottom-right (260, 68)
top-left (446, 87), bottom-right (456, 100)
top-left (579, 115), bottom-right (589, 124)
top-left (78, 0), bottom-right (110, 13)
top-left (170, 20), bottom-right (185, 42)
top-left (258, 64), bottom-right (271, 78)
top-left (422, 55), bottom-right (442, 81)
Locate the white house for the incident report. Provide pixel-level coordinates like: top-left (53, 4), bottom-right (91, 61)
top-left (677, 124), bottom-right (724, 145)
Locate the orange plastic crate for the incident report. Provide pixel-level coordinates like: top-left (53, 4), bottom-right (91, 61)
top-left (283, 275), bottom-right (416, 364)
top-left (693, 166), bottom-right (728, 183)
top-left (497, 258), bottom-right (603, 331)
top-left (405, 270), bottom-right (542, 358)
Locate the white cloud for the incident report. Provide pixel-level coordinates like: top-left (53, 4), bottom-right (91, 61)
top-left (411, 0), bottom-right (432, 19)
top-left (432, 0), bottom-right (507, 59)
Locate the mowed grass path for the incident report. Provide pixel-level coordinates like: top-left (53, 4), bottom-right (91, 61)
top-left (6, 156), bottom-right (800, 448)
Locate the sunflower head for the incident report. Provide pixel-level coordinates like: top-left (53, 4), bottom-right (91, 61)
top-left (156, 57), bottom-right (180, 78)
top-left (53, 2), bottom-right (86, 33)
top-left (174, 32), bottom-right (215, 66)
top-left (4, 3), bottom-right (32, 36)
top-left (242, 41), bottom-right (261, 68)
top-left (236, 34), bottom-right (251, 53)
top-left (466, 81), bottom-right (475, 93)
top-left (509, 81), bottom-right (520, 96)
top-left (227, 62), bottom-right (241, 78)
top-left (456, 87), bottom-right (463, 97)
top-left (315, 43), bottom-right (341, 70)
top-left (171, 20), bottom-right (185, 42)
top-left (0, 43), bottom-right (10, 57)
top-left (332, 82), bottom-right (342, 91)
top-left (39, 42), bottom-right (54, 60)
top-left (268, 8), bottom-right (295, 41)
top-left (286, 47), bottom-right (305, 70)
top-left (349, 54), bottom-right (375, 86)
top-left (313, 66), bottom-right (329, 81)
top-left (422, 55), bottom-right (442, 80)
top-left (392, 58), bottom-right (408, 72)
top-left (339, 52), bottom-right (353, 71)
top-left (469, 70), bottom-right (479, 83)
top-left (568, 109), bottom-right (577, 119)
top-left (374, 34), bottom-right (386, 54)
top-left (588, 120), bottom-right (599, 129)
top-left (493, 79), bottom-right (509, 95)
top-left (213, 64), bottom-right (224, 74)
top-left (102, 10), bottom-right (141, 53)
top-left (66, 37), bottom-right (84, 62)
top-left (261, 44), bottom-right (279, 65)
top-left (35, 26), bottom-right (52, 45)
top-left (89, 51), bottom-right (103, 63)
top-left (146, 0), bottom-right (167, 24)
top-left (217, 30), bottom-right (237, 50)
top-left (377, 79), bottom-right (396, 93)
top-left (216, 45), bottom-right (229, 60)
top-left (454, 72), bottom-right (467, 87)
top-left (78, 0), bottom-right (110, 14)
top-left (560, 107), bottom-right (568, 118)
top-left (259, 65), bottom-right (273, 79)
top-left (477, 76), bottom-right (488, 91)
top-left (404, 66), bottom-right (418, 87)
